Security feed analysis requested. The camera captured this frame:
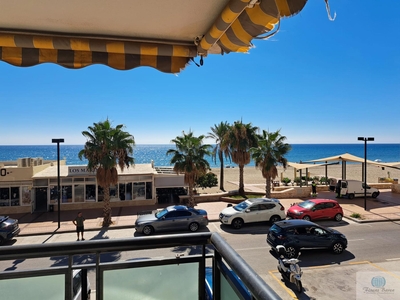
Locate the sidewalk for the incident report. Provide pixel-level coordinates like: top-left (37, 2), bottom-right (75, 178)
top-left (10, 190), bottom-right (400, 237)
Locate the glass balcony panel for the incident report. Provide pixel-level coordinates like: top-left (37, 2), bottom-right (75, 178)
top-left (103, 262), bottom-right (199, 299)
top-left (0, 274), bottom-right (64, 300)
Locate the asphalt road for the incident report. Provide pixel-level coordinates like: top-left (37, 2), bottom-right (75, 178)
top-left (2, 219), bottom-right (400, 299)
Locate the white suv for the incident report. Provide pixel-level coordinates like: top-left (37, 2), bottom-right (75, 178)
top-left (219, 198), bottom-right (286, 229)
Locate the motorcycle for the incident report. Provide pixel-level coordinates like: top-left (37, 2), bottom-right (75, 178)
top-left (276, 245), bottom-right (303, 292)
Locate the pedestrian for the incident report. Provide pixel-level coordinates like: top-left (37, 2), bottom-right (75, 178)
top-left (311, 181), bottom-right (317, 197)
top-left (73, 211), bottom-right (85, 241)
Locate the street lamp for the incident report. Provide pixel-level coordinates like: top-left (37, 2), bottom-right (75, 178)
top-left (52, 138), bottom-right (64, 229)
top-left (357, 137), bottom-right (374, 210)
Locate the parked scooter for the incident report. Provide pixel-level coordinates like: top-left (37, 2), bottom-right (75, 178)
top-left (276, 245), bottom-right (303, 292)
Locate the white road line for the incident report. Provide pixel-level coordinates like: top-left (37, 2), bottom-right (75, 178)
top-left (235, 247), bottom-right (269, 251)
top-left (211, 223), bottom-right (222, 233)
top-left (348, 239), bottom-right (365, 242)
top-left (386, 258), bottom-right (400, 261)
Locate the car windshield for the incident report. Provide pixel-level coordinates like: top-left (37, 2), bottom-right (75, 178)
top-left (234, 201), bottom-right (250, 211)
top-left (155, 208), bottom-right (169, 219)
top-left (297, 200), bottom-right (315, 209)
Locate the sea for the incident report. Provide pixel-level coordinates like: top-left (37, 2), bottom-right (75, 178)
top-left (0, 144), bottom-right (399, 167)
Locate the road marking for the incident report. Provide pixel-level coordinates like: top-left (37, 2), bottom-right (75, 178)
top-left (348, 238), bottom-right (364, 242)
top-left (268, 270), bottom-right (298, 299)
top-left (386, 258), bottom-right (400, 261)
top-left (210, 223), bottom-right (222, 233)
top-left (235, 247), bottom-right (268, 251)
top-left (367, 261), bottom-right (400, 280)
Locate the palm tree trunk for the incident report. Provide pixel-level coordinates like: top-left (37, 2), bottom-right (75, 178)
top-left (219, 151), bottom-right (225, 191)
top-left (266, 176), bottom-right (272, 198)
top-left (188, 182), bottom-right (196, 208)
top-left (103, 187), bottom-right (112, 227)
top-left (238, 164), bottom-right (245, 197)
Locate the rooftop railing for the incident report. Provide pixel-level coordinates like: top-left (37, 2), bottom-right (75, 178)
top-left (0, 232), bottom-right (281, 300)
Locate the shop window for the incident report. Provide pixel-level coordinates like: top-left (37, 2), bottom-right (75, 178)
top-left (146, 182), bottom-right (152, 199)
top-left (0, 187), bottom-right (9, 206)
top-left (86, 185), bottom-right (96, 201)
top-left (11, 187), bottom-right (20, 206)
top-left (61, 186), bottom-right (72, 203)
top-left (126, 183), bottom-right (132, 200)
top-left (50, 186), bottom-right (58, 204)
top-left (21, 186), bottom-right (31, 206)
top-left (110, 185), bottom-right (118, 201)
top-left (74, 184), bottom-right (84, 202)
top-left (133, 182), bottom-right (145, 200)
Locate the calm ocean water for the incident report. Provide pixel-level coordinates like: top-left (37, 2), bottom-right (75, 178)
top-left (0, 144), bottom-right (399, 167)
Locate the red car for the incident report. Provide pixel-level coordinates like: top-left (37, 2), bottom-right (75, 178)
top-left (286, 199), bottom-right (343, 222)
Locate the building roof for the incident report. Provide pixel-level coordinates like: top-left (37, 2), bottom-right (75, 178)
top-left (0, 0), bottom-right (325, 73)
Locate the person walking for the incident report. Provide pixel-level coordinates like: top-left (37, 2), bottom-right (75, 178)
top-left (73, 211), bottom-right (85, 241)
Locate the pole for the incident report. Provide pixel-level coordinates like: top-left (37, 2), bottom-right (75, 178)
top-left (52, 138), bottom-right (64, 229)
top-left (363, 139), bottom-right (367, 210)
top-left (358, 137), bottom-right (374, 211)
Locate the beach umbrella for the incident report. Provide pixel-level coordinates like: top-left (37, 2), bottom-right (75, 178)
top-left (0, 0), bottom-right (334, 74)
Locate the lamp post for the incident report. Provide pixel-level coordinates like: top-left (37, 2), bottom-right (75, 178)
top-left (52, 138), bottom-right (64, 229)
top-left (357, 137), bottom-right (374, 210)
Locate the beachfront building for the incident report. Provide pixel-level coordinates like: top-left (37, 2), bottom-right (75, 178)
top-left (0, 158), bottom-right (187, 214)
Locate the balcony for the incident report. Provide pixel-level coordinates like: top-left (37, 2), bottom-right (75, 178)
top-left (0, 232), bottom-right (281, 300)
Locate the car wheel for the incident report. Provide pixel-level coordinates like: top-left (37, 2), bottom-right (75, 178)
top-left (334, 213), bottom-right (343, 222)
top-left (232, 218), bottom-right (243, 229)
top-left (348, 193), bottom-right (355, 199)
top-left (302, 215), bottom-right (311, 221)
top-left (142, 225), bottom-right (154, 236)
top-left (269, 215), bottom-right (281, 223)
top-left (189, 222), bottom-right (199, 232)
top-left (332, 242), bottom-right (345, 254)
top-left (286, 246), bottom-right (298, 258)
top-left (372, 192), bottom-right (378, 198)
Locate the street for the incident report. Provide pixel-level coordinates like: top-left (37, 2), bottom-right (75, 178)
top-left (2, 219), bottom-right (400, 299)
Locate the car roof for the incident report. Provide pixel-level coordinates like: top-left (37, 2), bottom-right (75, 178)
top-left (166, 205), bottom-right (190, 211)
top-left (274, 219), bottom-right (317, 228)
top-left (305, 199), bottom-right (339, 204)
top-left (247, 198), bottom-right (280, 204)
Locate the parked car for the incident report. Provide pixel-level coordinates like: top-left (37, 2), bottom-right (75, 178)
top-left (286, 199), bottom-right (343, 222)
top-left (219, 198), bottom-right (286, 229)
top-left (135, 205), bottom-right (208, 235)
top-left (73, 269), bottom-right (91, 300)
top-left (267, 219), bottom-right (348, 258)
top-left (0, 215), bottom-right (20, 245)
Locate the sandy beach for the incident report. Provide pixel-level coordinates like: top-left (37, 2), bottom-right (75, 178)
top-left (203, 164), bottom-right (400, 194)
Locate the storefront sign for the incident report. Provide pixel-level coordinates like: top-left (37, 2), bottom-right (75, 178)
top-left (68, 167), bottom-right (96, 176)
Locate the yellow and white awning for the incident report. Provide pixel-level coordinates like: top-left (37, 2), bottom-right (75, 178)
top-left (0, 33), bottom-right (197, 73)
top-left (0, 0), bottom-right (322, 73)
top-left (198, 0), bottom-right (308, 55)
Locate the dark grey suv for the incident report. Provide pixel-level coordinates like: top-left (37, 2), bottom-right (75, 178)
top-left (267, 219), bottom-right (347, 258)
top-left (0, 216), bottom-right (20, 245)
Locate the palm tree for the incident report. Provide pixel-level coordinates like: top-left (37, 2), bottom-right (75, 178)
top-left (251, 129), bottom-right (291, 198)
top-left (222, 120), bottom-right (258, 197)
top-left (208, 121), bottom-right (231, 191)
top-left (78, 119), bottom-right (135, 227)
top-left (167, 131), bottom-right (211, 208)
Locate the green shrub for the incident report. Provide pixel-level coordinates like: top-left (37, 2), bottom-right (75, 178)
top-left (282, 177), bottom-right (291, 186)
top-left (350, 213), bottom-right (362, 219)
top-left (196, 172), bottom-right (218, 189)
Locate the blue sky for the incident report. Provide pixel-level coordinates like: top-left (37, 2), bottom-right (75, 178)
top-left (1, 1), bottom-right (399, 145)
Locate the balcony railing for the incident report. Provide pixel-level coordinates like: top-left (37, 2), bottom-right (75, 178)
top-left (0, 232), bottom-right (281, 300)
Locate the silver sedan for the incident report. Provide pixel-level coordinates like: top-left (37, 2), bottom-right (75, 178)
top-left (135, 205), bottom-right (209, 235)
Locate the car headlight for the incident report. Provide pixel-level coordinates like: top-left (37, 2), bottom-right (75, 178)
top-left (340, 234), bottom-right (346, 239)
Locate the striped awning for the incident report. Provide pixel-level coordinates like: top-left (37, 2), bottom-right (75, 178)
top-left (198, 0), bottom-right (308, 55)
top-left (0, 33), bottom-right (197, 73)
top-left (0, 0), bottom-right (326, 73)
